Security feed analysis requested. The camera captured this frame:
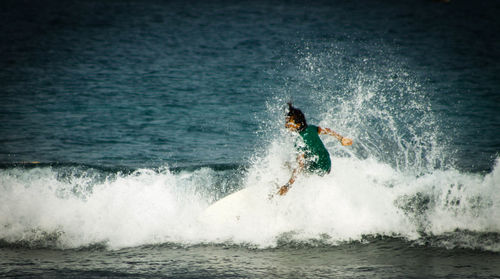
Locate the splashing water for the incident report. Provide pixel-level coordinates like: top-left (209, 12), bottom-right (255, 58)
top-left (1, 157), bottom-right (499, 251)
top-left (267, 42), bottom-right (450, 174)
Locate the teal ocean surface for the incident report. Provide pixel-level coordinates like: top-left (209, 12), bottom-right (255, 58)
top-left (1, 0), bottom-right (499, 278)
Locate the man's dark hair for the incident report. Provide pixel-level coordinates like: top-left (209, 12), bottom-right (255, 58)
top-left (287, 102), bottom-right (307, 131)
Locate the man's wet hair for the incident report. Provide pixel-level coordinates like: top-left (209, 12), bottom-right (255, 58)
top-left (287, 102), bottom-right (307, 131)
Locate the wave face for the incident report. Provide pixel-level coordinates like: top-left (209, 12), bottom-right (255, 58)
top-left (1, 157), bottom-right (499, 251)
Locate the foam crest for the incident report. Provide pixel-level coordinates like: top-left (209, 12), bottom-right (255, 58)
top-left (0, 156), bottom-right (499, 250)
top-left (229, 152), bottom-right (500, 249)
top-left (0, 167), bottom-right (213, 249)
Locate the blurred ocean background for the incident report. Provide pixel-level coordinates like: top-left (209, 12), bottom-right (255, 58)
top-left (1, 0), bottom-right (499, 278)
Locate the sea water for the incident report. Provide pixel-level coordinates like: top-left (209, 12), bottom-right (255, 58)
top-left (1, 0), bottom-right (500, 278)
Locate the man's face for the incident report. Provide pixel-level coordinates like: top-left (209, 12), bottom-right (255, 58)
top-left (285, 116), bottom-right (300, 131)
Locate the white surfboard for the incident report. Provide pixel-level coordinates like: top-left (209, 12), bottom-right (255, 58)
top-left (200, 186), bottom-right (275, 226)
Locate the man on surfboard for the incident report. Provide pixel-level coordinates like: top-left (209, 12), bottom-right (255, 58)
top-left (278, 103), bottom-right (352, 196)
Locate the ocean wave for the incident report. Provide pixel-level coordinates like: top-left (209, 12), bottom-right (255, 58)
top-left (1, 156), bottom-right (499, 252)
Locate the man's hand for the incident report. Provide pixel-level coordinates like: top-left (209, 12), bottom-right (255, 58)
top-left (278, 184), bottom-right (290, 196)
top-left (341, 137), bottom-right (353, 146)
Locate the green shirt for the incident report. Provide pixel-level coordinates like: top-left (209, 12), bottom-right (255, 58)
top-left (298, 125), bottom-right (331, 175)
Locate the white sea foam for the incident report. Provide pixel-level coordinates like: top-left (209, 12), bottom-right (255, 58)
top-left (0, 155), bottom-right (499, 250)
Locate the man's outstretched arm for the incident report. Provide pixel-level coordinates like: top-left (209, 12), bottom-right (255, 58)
top-left (318, 127), bottom-right (353, 146)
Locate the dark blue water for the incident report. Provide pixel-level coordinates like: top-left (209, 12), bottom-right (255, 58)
top-left (1, 0), bottom-right (500, 278)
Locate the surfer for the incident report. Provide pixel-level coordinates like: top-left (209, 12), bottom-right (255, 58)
top-left (278, 103), bottom-right (352, 196)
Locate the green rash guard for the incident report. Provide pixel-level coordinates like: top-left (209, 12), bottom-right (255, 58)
top-left (298, 125), bottom-right (331, 175)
